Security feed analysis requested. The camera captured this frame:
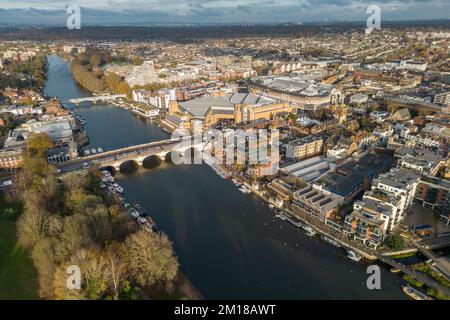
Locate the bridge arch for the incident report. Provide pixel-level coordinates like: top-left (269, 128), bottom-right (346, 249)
top-left (100, 166), bottom-right (117, 176)
top-left (142, 155), bottom-right (162, 169)
top-left (119, 160), bottom-right (139, 173)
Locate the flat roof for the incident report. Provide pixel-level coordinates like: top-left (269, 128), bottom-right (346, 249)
top-left (316, 153), bottom-right (393, 197)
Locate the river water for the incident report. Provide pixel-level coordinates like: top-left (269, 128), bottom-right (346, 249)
top-left (44, 54), bottom-right (406, 299)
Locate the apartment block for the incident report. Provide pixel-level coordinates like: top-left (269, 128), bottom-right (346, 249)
top-left (286, 136), bottom-right (323, 161)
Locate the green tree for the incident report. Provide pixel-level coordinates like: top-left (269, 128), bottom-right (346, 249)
top-left (385, 234), bottom-right (405, 251)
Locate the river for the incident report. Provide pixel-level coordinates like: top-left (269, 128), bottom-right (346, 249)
top-left (44, 54), bottom-right (406, 299)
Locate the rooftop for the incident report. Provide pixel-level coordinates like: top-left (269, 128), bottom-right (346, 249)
top-left (315, 153), bottom-right (394, 198)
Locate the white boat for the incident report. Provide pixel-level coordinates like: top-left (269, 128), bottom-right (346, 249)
top-left (402, 286), bottom-right (433, 300)
top-left (239, 186), bottom-right (251, 193)
top-left (137, 217), bottom-right (149, 225)
top-left (302, 224), bottom-right (315, 233)
top-left (347, 250), bottom-right (362, 262)
top-left (107, 176), bottom-right (115, 183)
top-left (107, 186), bottom-right (116, 194)
top-left (97, 147), bottom-right (104, 153)
top-left (321, 235), bottom-right (341, 248)
top-left (285, 215), bottom-right (302, 228)
top-left (268, 204), bottom-right (275, 209)
top-left (115, 186), bottom-right (124, 194)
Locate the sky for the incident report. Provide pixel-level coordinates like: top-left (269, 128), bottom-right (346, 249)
top-left (0, 0), bottom-right (449, 25)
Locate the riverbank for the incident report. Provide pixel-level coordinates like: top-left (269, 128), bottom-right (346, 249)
top-left (199, 148), bottom-right (450, 298)
top-left (96, 170), bottom-right (204, 300)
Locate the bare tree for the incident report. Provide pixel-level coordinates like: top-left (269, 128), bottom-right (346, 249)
top-left (105, 243), bottom-right (128, 300)
top-left (124, 230), bottom-right (179, 289)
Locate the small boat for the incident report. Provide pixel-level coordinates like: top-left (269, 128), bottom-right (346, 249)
top-left (390, 268), bottom-right (401, 273)
top-left (402, 286), bottom-right (433, 300)
top-left (321, 235), bottom-right (341, 248)
top-left (133, 203), bottom-right (148, 217)
top-left (239, 186), bottom-right (250, 193)
top-left (306, 229), bottom-right (316, 237)
top-left (107, 186), bottom-right (116, 194)
top-left (347, 250), bottom-right (362, 262)
top-left (97, 147), bottom-right (104, 153)
top-left (137, 217), bottom-right (149, 226)
top-left (287, 218), bottom-right (302, 228)
top-left (115, 186), bottom-right (124, 194)
top-left (128, 208), bottom-right (140, 219)
top-left (268, 204), bottom-right (275, 209)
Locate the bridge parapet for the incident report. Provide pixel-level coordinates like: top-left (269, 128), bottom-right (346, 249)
top-left (57, 138), bottom-right (205, 173)
top-left (64, 94), bottom-right (127, 104)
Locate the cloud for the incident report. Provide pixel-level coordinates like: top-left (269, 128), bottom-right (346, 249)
top-left (0, 0), bottom-right (448, 25)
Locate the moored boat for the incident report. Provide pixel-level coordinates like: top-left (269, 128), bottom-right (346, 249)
top-left (321, 235), bottom-right (341, 248)
top-left (347, 250), bottom-right (362, 262)
top-left (402, 286), bottom-right (433, 300)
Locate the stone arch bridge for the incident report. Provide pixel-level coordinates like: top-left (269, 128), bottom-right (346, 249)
top-left (56, 138), bottom-right (204, 174)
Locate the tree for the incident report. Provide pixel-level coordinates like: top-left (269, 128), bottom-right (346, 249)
top-left (16, 203), bottom-right (49, 249)
top-left (287, 113), bottom-right (297, 123)
top-left (16, 133), bottom-right (57, 206)
top-left (385, 234), bottom-right (405, 251)
top-left (104, 243), bottom-right (128, 300)
top-left (85, 205), bottom-right (113, 247)
top-left (116, 81), bottom-right (131, 97)
top-left (53, 215), bottom-right (94, 263)
top-left (124, 230), bottom-right (179, 289)
top-left (105, 72), bottom-right (121, 92)
top-left (53, 249), bottom-right (109, 300)
top-left (89, 54), bottom-right (102, 68)
top-left (25, 132), bottom-right (53, 156)
top-left (32, 238), bottom-right (57, 299)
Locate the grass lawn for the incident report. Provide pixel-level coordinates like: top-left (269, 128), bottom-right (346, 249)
top-left (0, 194), bottom-right (39, 300)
